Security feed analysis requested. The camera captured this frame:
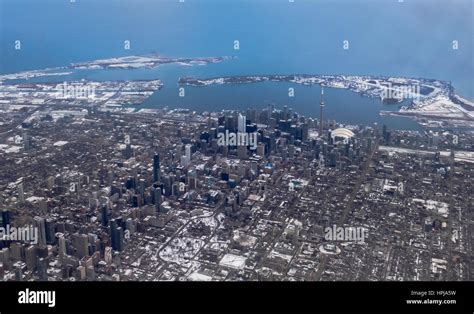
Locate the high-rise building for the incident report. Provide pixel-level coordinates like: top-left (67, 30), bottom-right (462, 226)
top-left (124, 143), bottom-right (133, 159)
top-left (1, 210), bottom-right (11, 228)
top-left (257, 143), bottom-right (265, 157)
top-left (110, 219), bottom-right (124, 252)
top-left (181, 144), bottom-right (192, 166)
top-left (73, 233), bottom-right (89, 259)
top-left (329, 150), bottom-right (338, 167)
top-left (125, 218), bottom-right (135, 235)
top-left (185, 144), bottom-right (192, 161)
top-left (110, 219), bottom-right (118, 249)
top-left (107, 169), bottom-right (114, 187)
top-left (101, 205), bottom-right (109, 227)
top-left (153, 153), bottom-right (160, 183)
top-left (301, 123), bottom-right (308, 141)
top-left (17, 183), bottom-right (25, 203)
top-left (104, 246), bottom-right (112, 265)
top-left (225, 115), bottom-right (237, 132)
top-left (88, 233), bottom-right (99, 254)
top-left (37, 258), bottom-right (48, 281)
top-left (139, 178), bottom-right (146, 201)
top-left (116, 227), bottom-right (124, 252)
top-left (153, 186), bottom-right (162, 208)
top-left (46, 176), bottom-right (55, 190)
top-left (45, 218), bottom-right (56, 245)
top-left (0, 248), bottom-right (9, 268)
top-left (283, 105), bottom-right (288, 120)
top-left (23, 130), bottom-right (30, 151)
top-left (163, 175), bottom-right (172, 196)
top-left (58, 233), bottom-right (66, 259)
top-left (238, 113), bottom-right (246, 133)
top-left (34, 216), bottom-right (47, 247)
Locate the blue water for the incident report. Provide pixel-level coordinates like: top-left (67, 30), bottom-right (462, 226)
top-left (1, 0), bottom-right (472, 130)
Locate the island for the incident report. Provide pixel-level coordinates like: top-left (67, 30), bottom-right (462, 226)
top-left (0, 54), bottom-right (234, 81)
top-left (0, 53), bottom-right (234, 112)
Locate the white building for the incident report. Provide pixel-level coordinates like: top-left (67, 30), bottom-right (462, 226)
top-left (238, 114), bottom-right (246, 133)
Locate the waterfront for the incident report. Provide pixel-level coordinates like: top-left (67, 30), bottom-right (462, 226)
top-left (1, 0), bottom-right (472, 131)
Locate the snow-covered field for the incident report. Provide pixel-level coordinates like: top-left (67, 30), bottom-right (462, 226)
top-left (219, 254), bottom-right (247, 269)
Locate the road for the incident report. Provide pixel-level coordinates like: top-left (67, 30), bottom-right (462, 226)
top-left (314, 137), bottom-right (380, 280)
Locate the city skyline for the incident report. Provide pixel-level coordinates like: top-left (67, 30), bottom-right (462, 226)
top-left (0, 0), bottom-right (472, 312)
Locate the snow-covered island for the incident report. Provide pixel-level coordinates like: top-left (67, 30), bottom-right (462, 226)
top-left (0, 53), bottom-right (234, 112)
top-left (179, 74), bottom-right (474, 128)
top-left (0, 54), bottom-right (235, 82)
top-left (68, 54), bottom-right (235, 70)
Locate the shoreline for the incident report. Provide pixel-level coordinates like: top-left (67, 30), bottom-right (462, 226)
top-left (179, 74), bottom-right (474, 129)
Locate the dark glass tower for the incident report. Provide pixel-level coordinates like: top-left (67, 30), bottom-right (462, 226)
top-left (153, 153), bottom-right (160, 183)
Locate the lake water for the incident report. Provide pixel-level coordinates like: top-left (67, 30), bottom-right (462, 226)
top-left (1, 0), bottom-right (472, 130)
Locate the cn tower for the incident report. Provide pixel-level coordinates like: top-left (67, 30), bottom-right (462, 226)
top-left (319, 87), bottom-right (325, 137)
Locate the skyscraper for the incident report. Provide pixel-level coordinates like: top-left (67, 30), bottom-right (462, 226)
top-left (58, 233), bottom-right (66, 259)
top-left (104, 246), bottom-right (112, 266)
top-left (153, 186), bottom-right (162, 208)
top-left (153, 153), bottom-right (160, 183)
top-left (319, 87), bottom-right (325, 137)
top-left (34, 216), bottom-right (46, 247)
top-left (185, 144), bottom-right (192, 161)
top-left (45, 218), bottom-right (56, 244)
top-left (124, 143), bottom-right (133, 159)
top-left (238, 113), bottom-right (246, 133)
top-left (139, 178), bottom-right (146, 201)
top-left (110, 219), bottom-right (124, 252)
top-left (17, 183), bottom-right (25, 203)
top-left (181, 144), bottom-right (192, 166)
top-left (1, 210), bottom-right (10, 228)
top-left (101, 205), bottom-right (109, 227)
